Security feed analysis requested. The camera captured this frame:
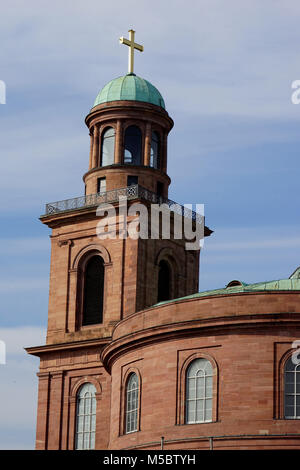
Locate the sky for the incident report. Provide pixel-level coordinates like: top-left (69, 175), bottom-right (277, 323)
top-left (1, 0), bottom-right (300, 449)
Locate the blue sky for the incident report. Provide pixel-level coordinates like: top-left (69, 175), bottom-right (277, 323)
top-left (1, 0), bottom-right (300, 449)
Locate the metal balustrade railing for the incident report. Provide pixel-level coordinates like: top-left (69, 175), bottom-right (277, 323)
top-left (44, 185), bottom-right (203, 223)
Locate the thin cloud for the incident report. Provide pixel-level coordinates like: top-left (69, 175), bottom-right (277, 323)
top-left (0, 237), bottom-right (49, 255)
top-left (0, 279), bottom-right (49, 292)
top-left (0, 326), bottom-right (46, 353)
top-left (207, 237), bottom-right (300, 251)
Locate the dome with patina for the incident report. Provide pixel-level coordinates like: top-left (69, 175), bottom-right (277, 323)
top-left (92, 74), bottom-right (165, 109)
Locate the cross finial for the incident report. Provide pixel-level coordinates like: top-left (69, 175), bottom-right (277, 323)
top-left (119, 29), bottom-right (144, 75)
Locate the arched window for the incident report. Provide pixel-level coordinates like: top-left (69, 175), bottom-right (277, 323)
top-left (125, 373), bottom-right (139, 433)
top-left (75, 383), bottom-right (97, 450)
top-left (150, 131), bottom-right (160, 169)
top-left (186, 358), bottom-right (213, 424)
top-left (101, 127), bottom-right (115, 166)
top-left (284, 356), bottom-right (300, 419)
top-left (157, 260), bottom-right (171, 302)
top-left (124, 126), bottom-right (142, 165)
top-left (83, 256), bottom-right (104, 326)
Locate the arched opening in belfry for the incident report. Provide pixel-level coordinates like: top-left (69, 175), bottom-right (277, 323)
top-left (124, 125), bottom-right (142, 165)
top-left (157, 259), bottom-right (171, 302)
top-left (100, 127), bottom-right (115, 166)
top-left (83, 256), bottom-right (104, 325)
top-left (150, 131), bottom-right (160, 169)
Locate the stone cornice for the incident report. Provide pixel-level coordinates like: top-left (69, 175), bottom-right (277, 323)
top-left (85, 100), bottom-right (173, 131)
top-left (82, 163), bottom-right (171, 185)
top-left (25, 337), bottom-right (111, 357)
top-left (101, 312), bottom-right (300, 373)
top-left (101, 291), bottom-right (300, 372)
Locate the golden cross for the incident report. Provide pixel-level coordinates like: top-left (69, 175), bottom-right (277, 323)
top-left (119, 29), bottom-right (144, 74)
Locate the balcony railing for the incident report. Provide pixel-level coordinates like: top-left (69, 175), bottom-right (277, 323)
top-left (43, 184), bottom-right (204, 223)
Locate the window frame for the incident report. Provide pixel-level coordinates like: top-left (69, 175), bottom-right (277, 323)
top-left (157, 259), bottom-right (172, 303)
top-left (283, 355), bottom-right (300, 420)
top-left (127, 175), bottom-right (139, 187)
top-left (100, 126), bottom-right (116, 167)
top-left (74, 383), bottom-right (97, 450)
top-left (81, 255), bottom-right (104, 326)
top-left (177, 351), bottom-right (218, 425)
top-left (97, 177), bottom-right (106, 194)
top-left (276, 346), bottom-right (300, 419)
top-left (185, 358), bottom-right (213, 424)
top-left (74, 248), bottom-right (111, 330)
top-left (124, 125), bottom-right (143, 165)
top-left (155, 249), bottom-right (179, 302)
top-left (69, 377), bottom-right (102, 450)
top-left (150, 130), bottom-right (160, 169)
top-left (121, 368), bottom-right (142, 435)
top-left (125, 373), bottom-right (139, 434)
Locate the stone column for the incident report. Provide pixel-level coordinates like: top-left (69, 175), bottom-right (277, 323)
top-left (92, 125), bottom-right (99, 168)
top-left (68, 396), bottom-right (77, 450)
top-left (162, 133), bottom-right (168, 173)
top-left (35, 372), bottom-right (50, 449)
top-left (67, 268), bottom-right (78, 333)
top-left (144, 122), bottom-right (151, 166)
top-left (88, 131), bottom-right (93, 170)
top-left (47, 371), bottom-right (64, 449)
top-left (115, 120), bottom-right (122, 164)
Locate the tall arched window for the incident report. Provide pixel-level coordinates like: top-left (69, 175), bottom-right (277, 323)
top-left (125, 373), bottom-right (139, 433)
top-left (157, 260), bottom-right (171, 302)
top-left (83, 256), bottom-right (104, 326)
top-left (75, 383), bottom-right (97, 450)
top-left (150, 131), bottom-right (160, 169)
top-left (186, 358), bottom-right (213, 424)
top-left (101, 127), bottom-right (115, 166)
top-left (124, 126), bottom-right (142, 165)
top-left (284, 356), bottom-right (300, 419)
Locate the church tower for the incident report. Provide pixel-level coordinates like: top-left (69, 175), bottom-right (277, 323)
top-left (27, 31), bottom-right (212, 450)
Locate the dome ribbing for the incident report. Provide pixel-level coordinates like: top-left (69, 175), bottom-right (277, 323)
top-left (93, 74), bottom-right (165, 109)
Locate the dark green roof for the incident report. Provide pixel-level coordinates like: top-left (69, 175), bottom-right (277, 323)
top-left (156, 267), bottom-right (300, 307)
top-left (92, 74), bottom-right (165, 109)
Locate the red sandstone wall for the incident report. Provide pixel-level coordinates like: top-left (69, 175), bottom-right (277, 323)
top-left (84, 165), bottom-right (170, 197)
top-left (32, 290), bottom-right (300, 450)
top-left (107, 326), bottom-right (300, 450)
top-left (35, 346), bottom-right (111, 450)
top-left (101, 291), bottom-right (300, 450)
top-left (44, 208), bottom-right (200, 345)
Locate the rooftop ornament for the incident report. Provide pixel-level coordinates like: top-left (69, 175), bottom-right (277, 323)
top-left (119, 29), bottom-right (144, 75)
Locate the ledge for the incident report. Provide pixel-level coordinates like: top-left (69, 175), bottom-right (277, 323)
top-left (101, 290), bottom-right (300, 372)
top-left (25, 337), bottom-right (111, 357)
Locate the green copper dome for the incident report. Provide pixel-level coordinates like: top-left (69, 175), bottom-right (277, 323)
top-left (93, 74), bottom-right (165, 109)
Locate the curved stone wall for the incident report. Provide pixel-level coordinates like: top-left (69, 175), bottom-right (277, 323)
top-left (102, 291), bottom-right (300, 449)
